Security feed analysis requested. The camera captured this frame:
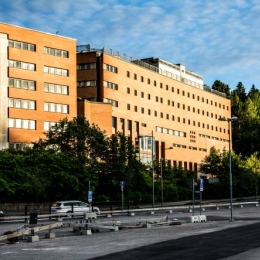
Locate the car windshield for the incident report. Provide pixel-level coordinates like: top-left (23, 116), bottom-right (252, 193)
top-left (52, 203), bottom-right (61, 207)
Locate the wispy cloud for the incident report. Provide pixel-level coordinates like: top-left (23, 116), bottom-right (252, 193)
top-left (1, 0), bottom-right (260, 91)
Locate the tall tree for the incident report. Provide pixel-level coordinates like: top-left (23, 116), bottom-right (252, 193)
top-left (212, 80), bottom-right (231, 98)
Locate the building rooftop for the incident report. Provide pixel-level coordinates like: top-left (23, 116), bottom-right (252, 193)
top-left (77, 44), bottom-right (226, 99)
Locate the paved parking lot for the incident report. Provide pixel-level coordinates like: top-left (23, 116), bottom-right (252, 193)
top-left (1, 205), bottom-right (260, 259)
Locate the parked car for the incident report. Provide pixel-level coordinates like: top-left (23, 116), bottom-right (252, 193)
top-left (51, 200), bottom-right (100, 215)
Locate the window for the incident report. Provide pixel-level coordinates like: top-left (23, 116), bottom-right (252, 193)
top-left (112, 117), bottom-right (116, 128)
top-left (77, 63), bottom-right (96, 70)
top-left (77, 81), bottom-right (96, 87)
top-left (141, 76), bottom-right (144, 82)
top-left (44, 83), bottom-right (68, 95)
top-left (148, 94), bottom-right (150, 100)
top-left (9, 98), bottom-right (35, 110)
top-left (154, 80), bottom-right (157, 86)
top-left (160, 83), bottom-right (163, 89)
top-left (160, 98), bottom-right (163, 103)
top-left (141, 107), bottom-right (144, 114)
top-left (166, 84), bottom-right (168, 90)
top-left (103, 98), bottom-right (118, 107)
top-left (103, 64), bottom-right (117, 73)
top-left (104, 81), bottom-right (118, 90)
top-left (134, 106), bottom-right (137, 112)
top-left (9, 60), bottom-right (35, 71)
top-left (127, 104), bottom-right (130, 110)
top-left (134, 90), bottom-right (137, 96)
top-left (156, 96), bottom-right (159, 102)
top-left (44, 102), bottom-right (69, 113)
top-left (141, 92), bottom-right (144, 98)
top-left (44, 121), bottom-right (57, 131)
top-left (127, 120), bottom-right (132, 131)
top-left (127, 71), bottom-right (130, 77)
top-left (134, 74), bottom-right (137, 80)
top-left (44, 66), bottom-right (68, 76)
top-left (9, 40), bottom-right (35, 51)
top-left (127, 87), bottom-right (130, 94)
top-left (154, 111), bottom-right (157, 117)
top-left (9, 78), bottom-right (36, 90)
top-left (147, 78), bottom-right (150, 84)
top-left (8, 118), bottom-right (36, 129)
top-left (44, 47), bottom-right (68, 58)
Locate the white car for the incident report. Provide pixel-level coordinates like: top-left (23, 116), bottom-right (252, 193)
top-left (51, 200), bottom-right (100, 215)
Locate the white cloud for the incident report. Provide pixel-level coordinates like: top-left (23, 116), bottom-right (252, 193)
top-left (1, 0), bottom-right (260, 90)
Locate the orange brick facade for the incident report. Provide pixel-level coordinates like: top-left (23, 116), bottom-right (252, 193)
top-left (0, 22), bottom-right (231, 173)
top-left (0, 22), bottom-right (77, 149)
top-left (76, 48), bottom-right (231, 172)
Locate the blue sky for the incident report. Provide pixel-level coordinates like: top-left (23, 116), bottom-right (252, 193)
top-left (1, 0), bottom-right (259, 92)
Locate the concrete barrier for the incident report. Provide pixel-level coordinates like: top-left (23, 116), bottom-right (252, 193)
top-left (188, 215), bottom-right (200, 223)
top-left (28, 235), bottom-right (39, 242)
top-left (199, 215), bottom-right (207, 222)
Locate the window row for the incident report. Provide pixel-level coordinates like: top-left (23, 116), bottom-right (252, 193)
top-left (44, 66), bottom-right (68, 76)
top-left (8, 78), bottom-right (36, 90)
top-left (8, 98), bottom-right (36, 110)
top-left (104, 81), bottom-right (118, 90)
top-left (8, 60), bottom-right (35, 71)
top-left (8, 40), bottom-right (36, 51)
top-left (77, 80), bottom-right (96, 87)
top-left (127, 101), bottom-right (226, 118)
top-left (8, 118), bottom-right (36, 129)
top-left (44, 82), bottom-right (68, 95)
top-left (103, 98), bottom-right (118, 107)
top-left (156, 126), bottom-right (186, 137)
top-left (44, 47), bottom-right (68, 58)
top-left (77, 63), bottom-right (96, 70)
top-left (103, 64), bottom-right (118, 73)
top-left (44, 102), bottom-right (69, 113)
top-left (126, 78), bottom-right (228, 110)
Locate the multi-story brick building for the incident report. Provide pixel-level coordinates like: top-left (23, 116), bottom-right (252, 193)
top-left (77, 45), bottom-right (231, 171)
top-left (0, 22), bottom-right (231, 173)
top-left (0, 22), bottom-right (77, 149)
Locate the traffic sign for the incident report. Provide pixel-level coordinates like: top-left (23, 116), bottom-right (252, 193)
top-left (88, 190), bottom-right (93, 202)
top-left (200, 178), bottom-right (204, 192)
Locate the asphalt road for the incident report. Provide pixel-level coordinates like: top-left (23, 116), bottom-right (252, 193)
top-left (1, 206), bottom-right (260, 259)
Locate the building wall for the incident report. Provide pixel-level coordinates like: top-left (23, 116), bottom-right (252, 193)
top-left (0, 22), bottom-right (77, 148)
top-left (77, 100), bottom-right (112, 136)
top-left (77, 50), bottom-right (231, 171)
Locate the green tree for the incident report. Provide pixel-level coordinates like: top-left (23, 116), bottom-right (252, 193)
top-left (212, 80), bottom-right (231, 98)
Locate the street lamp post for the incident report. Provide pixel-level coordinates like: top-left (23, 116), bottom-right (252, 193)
top-left (161, 147), bottom-right (173, 207)
top-left (218, 116), bottom-right (238, 221)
